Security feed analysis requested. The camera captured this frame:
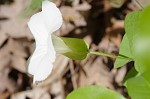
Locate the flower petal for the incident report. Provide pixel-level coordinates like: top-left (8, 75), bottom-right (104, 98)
top-left (27, 35), bottom-right (56, 83)
top-left (28, 12), bottom-right (48, 45)
top-left (42, 0), bottom-right (62, 33)
top-left (29, 52), bottom-right (54, 84)
top-left (27, 1), bottom-right (63, 83)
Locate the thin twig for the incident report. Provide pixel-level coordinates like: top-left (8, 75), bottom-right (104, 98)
top-left (135, 0), bottom-right (144, 9)
top-left (90, 51), bottom-right (133, 60)
top-left (69, 60), bottom-right (78, 90)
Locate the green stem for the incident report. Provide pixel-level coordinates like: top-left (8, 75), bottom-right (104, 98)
top-left (90, 51), bottom-right (131, 60)
top-left (90, 51), bottom-right (117, 58)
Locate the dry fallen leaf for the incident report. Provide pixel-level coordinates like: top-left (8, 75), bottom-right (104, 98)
top-left (0, 0), bottom-right (139, 98)
top-left (78, 57), bottom-right (114, 89)
top-left (73, 1), bottom-right (91, 11)
top-left (0, 38), bottom-right (31, 73)
top-left (0, 33), bottom-right (7, 47)
top-left (0, 18), bottom-right (33, 39)
top-left (60, 6), bottom-right (87, 27)
top-left (0, 0), bottom-right (33, 39)
top-left (0, 67), bottom-right (18, 93)
top-left (11, 87), bottom-right (49, 99)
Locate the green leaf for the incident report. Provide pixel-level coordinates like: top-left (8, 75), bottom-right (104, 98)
top-left (120, 5), bottom-right (150, 99)
top-left (139, 5), bottom-right (150, 35)
top-left (133, 5), bottom-right (150, 72)
top-left (66, 86), bottom-right (125, 99)
top-left (125, 75), bottom-right (150, 99)
top-left (124, 10), bottom-right (142, 52)
top-left (123, 67), bottom-right (138, 83)
top-left (21, 0), bottom-right (53, 17)
top-left (114, 34), bottom-right (133, 68)
top-left (61, 37), bottom-right (89, 60)
top-left (21, 0), bottom-right (42, 17)
top-left (52, 35), bottom-right (89, 60)
top-left (124, 5), bottom-right (150, 73)
top-left (52, 35), bottom-right (71, 54)
top-left (124, 11), bottom-right (142, 70)
top-left (141, 71), bottom-right (150, 85)
top-left (114, 11), bottom-right (143, 69)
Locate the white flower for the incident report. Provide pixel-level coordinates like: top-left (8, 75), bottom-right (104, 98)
top-left (27, 0), bottom-right (62, 84)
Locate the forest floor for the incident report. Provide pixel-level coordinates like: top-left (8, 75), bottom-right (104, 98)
top-left (0, 0), bottom-right (148, 99)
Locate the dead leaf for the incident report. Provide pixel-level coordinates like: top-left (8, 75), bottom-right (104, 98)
top-left (11, 87), bottom-right (49, 99)
top-left (0, 0), bottom-right (33, 39)
top-left (73, 1), bottom-right (91, 11)
top-left (60, 6), bottom-right (87, 27)
top-left (0, 33), bottom-right (7, 47)
top-left (0, 67), bottom-right (18, 93)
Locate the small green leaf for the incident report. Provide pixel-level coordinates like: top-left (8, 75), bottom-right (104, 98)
top-left (21, 0), bottom-right (53, 17)
top-left (52, 35), bottom-right (89, 60)
top-left (52, 35), bottom-right (71, 54)
top-left (114, 34), bottom-right (133, 68)
top-left (66, 86), bottom-right (125, 99)
top-left (125, 75), bottom-right (150, 99)
top-left (123, 67), bottom-right (138, 83)
top-left (21, 0), bottom-right (42, 17)
top-left (61, 37), bottom-right (89, 60)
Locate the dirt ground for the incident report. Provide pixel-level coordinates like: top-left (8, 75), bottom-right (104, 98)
top-left (0, 0), bottom-right (149, 99)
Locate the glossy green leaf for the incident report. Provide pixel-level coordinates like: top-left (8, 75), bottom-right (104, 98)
top-left (114, 34), bottom-right (133, 68)
top-left (66, 86), bottom-right (125, 99)
top-left (52, 35), bottom-right (89, 60)
top-left (125, 75), bottom-right (150, 99)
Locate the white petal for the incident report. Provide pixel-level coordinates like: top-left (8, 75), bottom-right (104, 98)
top-left (28, 12), bottom-right (49, 45)
top-left (42, 0), bottom-right (62, 33)
top-left (27, 1), bottom-right (63, 83)
top-left (30, 53), bottom-right (53, 84)
top-left (47, 35), bottom-right (56, 62)
top-left (28, 35), bottom-right (56, 82)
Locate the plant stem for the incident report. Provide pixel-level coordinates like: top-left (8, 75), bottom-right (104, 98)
top-left (90, 51), bottom-right (117, 58)
top-left (90, 51), bottom-right (131, 60)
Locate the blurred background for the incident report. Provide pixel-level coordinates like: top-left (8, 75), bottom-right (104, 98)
top-left (0, 0), bottom-right (149, 99)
